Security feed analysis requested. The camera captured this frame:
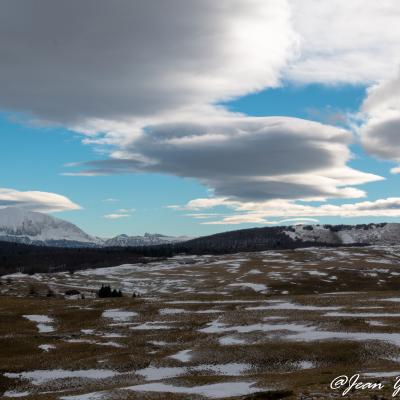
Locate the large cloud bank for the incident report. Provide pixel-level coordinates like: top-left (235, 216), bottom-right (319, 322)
top-left (1, 1), bottom-right (400, 221)
top-left (0, 0), bottom-right (296, 124)
top-left (75, 116), bottom-right (381, 201)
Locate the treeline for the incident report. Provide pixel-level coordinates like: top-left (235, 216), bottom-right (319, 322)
top-left (0, 241), bottom-right (162, 276)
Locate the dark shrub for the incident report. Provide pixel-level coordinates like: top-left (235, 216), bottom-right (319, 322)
top-left (65, 289), bottom-right (80, 296)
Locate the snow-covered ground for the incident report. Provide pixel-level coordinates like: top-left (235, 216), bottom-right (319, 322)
top-left (3, 246), bottom-right (400, 399)
top-left (283, 223), bottom-right (400, 245)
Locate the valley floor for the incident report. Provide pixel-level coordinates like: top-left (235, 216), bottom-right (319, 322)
top-left (2, 246), bottom-right (400, 399)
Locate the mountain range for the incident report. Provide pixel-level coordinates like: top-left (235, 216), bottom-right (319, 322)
top-left (0, 207), bottom-right (399, 250)
top-left (0, 207), bottom-right (190, 247)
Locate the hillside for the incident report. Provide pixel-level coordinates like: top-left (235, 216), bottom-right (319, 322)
top-left (175, 223), bottom-right (399, 254)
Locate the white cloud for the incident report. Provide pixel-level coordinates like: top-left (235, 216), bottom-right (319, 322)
top-left (0, 188), bottom-right (81, 213)
top-left (116, 208), bottom-right (135, 213)
top-left (103, 213), bottom-right (131, 219)
top-left (203, 216), bottom-right (319, 225)
top-left (103, 207), bottom-right (135, 219)
top-left (179, 198), bottom-right (231, 211)
top-left (203, 213), bottom-right (270, 225)
top-left (174, 197), bottom-right (400, 225)
top-left (359, 70), bottom-right (400, 164)
top-left (62, 171), bottom-right (102, 177)
top-left (184, 213), bottom-right (222, 219)
top-left (288, 1), bottom-right (400, 84)
top-left (391, 167), bottom-right (400, 175)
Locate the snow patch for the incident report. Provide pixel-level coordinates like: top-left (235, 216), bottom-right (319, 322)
top-left (169, 349), bottom-right (192, 363)
top-left (38, 344), bottom-right (56, 352)
top-left (23, 315), bottom-right (55, 333)
top-left (125, 381), bottom-right (264, 398)
top-left (4, 369), bottom-right (119, 385)
top-left (102, 309), bottom-right (138, 322)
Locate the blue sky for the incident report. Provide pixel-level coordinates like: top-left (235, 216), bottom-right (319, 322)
top-left (1, 1), bottom-right (400, 237)
top-left (0, 113), bottom-right (209, 236)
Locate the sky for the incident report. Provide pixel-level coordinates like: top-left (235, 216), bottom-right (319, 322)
top-left (1, 0), bottom-right (400, 238)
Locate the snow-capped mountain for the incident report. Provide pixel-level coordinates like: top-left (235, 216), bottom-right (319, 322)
top-left (0, 207), bottom-right (189, 247)
top-left (103, 233), bottom-right (192, 247)
top-left (283, 223), bottom-right (400, 245)
top-left (0, 207), bottom-right (100, 246)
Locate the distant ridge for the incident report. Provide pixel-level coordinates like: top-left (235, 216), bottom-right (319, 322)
top-left (0, 207), bottom-right (188, 248)
top-left (103, 233), bottom-right (191, 247)
top-left (0, 207), bottom-right (399, 252)
top-left (176, 223), bottom-right (400, 254)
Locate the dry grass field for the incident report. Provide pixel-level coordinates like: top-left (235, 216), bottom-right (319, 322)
top-left (2, 246), bottom-right (400, 399)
